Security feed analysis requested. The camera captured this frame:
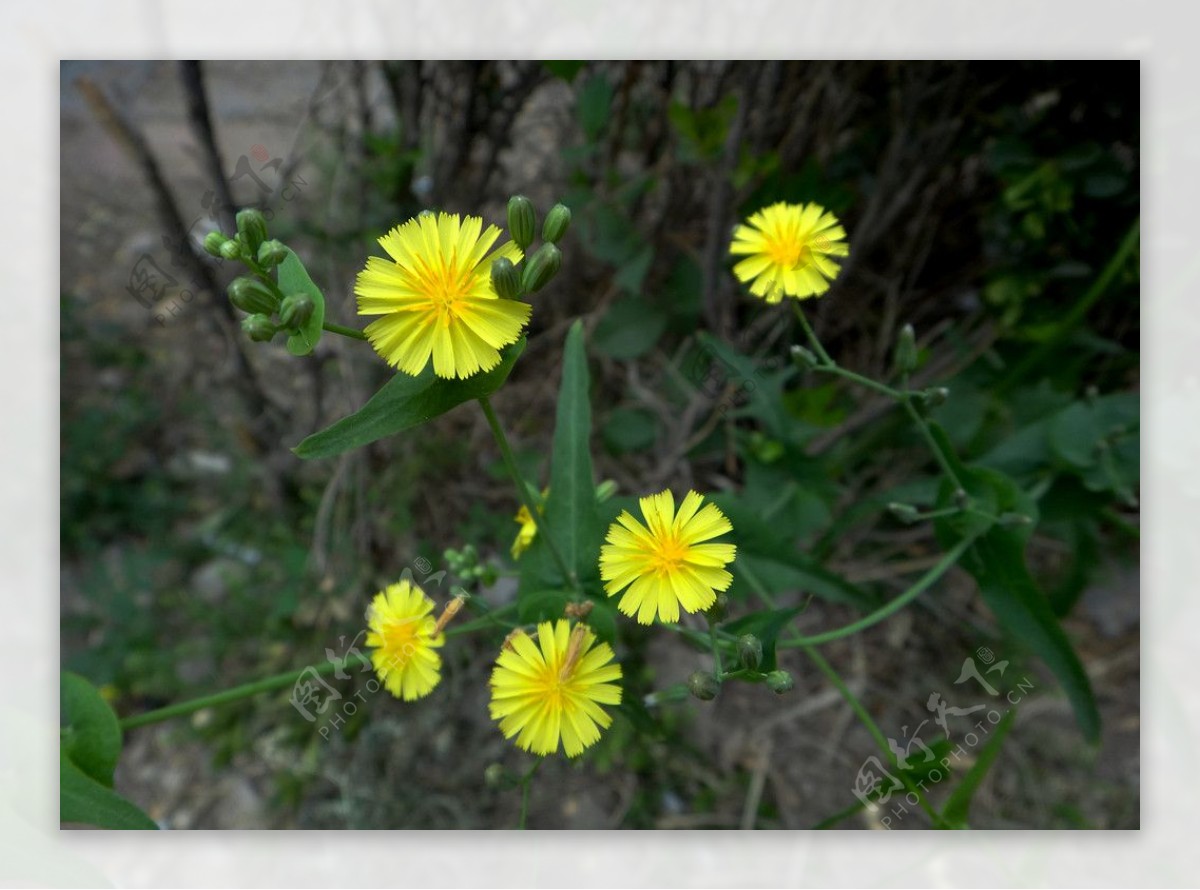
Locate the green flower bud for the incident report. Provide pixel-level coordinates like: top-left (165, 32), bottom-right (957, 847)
top-left (236, 208), bottom-right (269, 254)
top-left (688, 670), bottom-right (720, 702)
top-left (704, 593), bottom-right (729, 624)
top-left (219, 239), bottom-right (243, 261)
top-left (922, 386), bottom-right (950, 408)
top-left (521, 243), bottom-right (562, 294)
top-left (241, 313), bottom-right (278, 343)
top-left (887, 502), bottom-right (921, 525)
top-left (484, 763), bottom-right (510, 790)
top-left (737, 634), bottom-right (763, 672)
top-left (203, 231), bottom-right (229, 258)
top-left (765, 669), bottom-right (794, 694)
top-left (228, 277), bottom-right (278, 315)
top-left (594, 479), bottom-right (618, 503)
top-left (257, 239), bottom-right (289, 268)
top-left (507, 195), bottom-right (536, 249)
top-left (895, 323), bottom-right (918, 374)
top-left (279, 293), bottom-right (315, 330)
top-left (953, 488), bottom-right (972, 510)
top-left (542, 203), bottom-right (572, 244)
top-left (790, 344), bottom-right (819, 371)
top-left (490, 256), bottom-right (520, 300)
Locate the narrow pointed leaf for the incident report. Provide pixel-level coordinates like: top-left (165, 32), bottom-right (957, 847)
top-left (294, 338), bottom-right (525, 459)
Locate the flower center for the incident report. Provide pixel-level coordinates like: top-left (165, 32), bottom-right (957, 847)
top-left (767, 235), bottom-right (810, 270)
top-left (382, 620), bottom-right (420, 665)
top-left (649, 534), bottom-right (689, 575)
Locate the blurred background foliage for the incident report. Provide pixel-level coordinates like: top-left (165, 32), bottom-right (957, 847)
top-left (60, 61), bottom-right (1138, 829)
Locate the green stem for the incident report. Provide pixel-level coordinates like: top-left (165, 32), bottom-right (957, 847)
top-left (478, 396), bottom-right (580, 593)
top-left (708, 622), bottom-right (723, 679)
top-left (793, 303), bottom-right (834, 366)
top-left (777, 534), bottom-right (975, 648)
top-left (802, 645), bottom-right (950, 829)
top-left (821, 363), bottom-right (905, 399)
top-left (517, 758), bottom-right (543, 829)
top-left (900, 380), bottom-right (964, 491)
top-left (445, 601), bottom-right (520, 637)
top-left (322, 321), bottom-right (368, 341)
top-left (118, 653), bottom-right (371, 731)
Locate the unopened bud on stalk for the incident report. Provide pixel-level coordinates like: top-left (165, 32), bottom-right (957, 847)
top-left (279, 293), bottom-right (315, 330)
top-left (790, 344), bottom-right (819, 371)
top-left (705, 593), bottom-right (729, 624)
top-left (887, 502), bottom-right (921, 524)
top-left (484, 763), bottom-right (508, 790)
top-left (228, 277), bottom-right (278, 315)
top-left (521, 244), bottom-right (562, 293)
top-left (922, 387), bottom-right (950, 408)
top-left (737, 634), bottom-right (763, 672)
top-left (895, 323), bottom-right (918, 374)
top-left (507, 195), bottom-right (536, 249)
top-left (219, 239), bottom-right (243, 261)
top-left (257, 239), bottom-right (289, 268)
top-left (542, 203), bottom-right (572, 244)
top-left (688, 670), bottom-right (720, 702)
top-left (765, 669), bottom-right (794, 694)
top-left (490, 256), bottom-right (520, 299)
top-left (594, 479), bottom-right (618, 503)
top-left (203, 231), bottom-right (229, 258)
top-left (954, 488), bottom-right (972, 510)
top-left (241, 313), bottom-right (278, 343)
top-left (236, 208), bottom-right (269, 253)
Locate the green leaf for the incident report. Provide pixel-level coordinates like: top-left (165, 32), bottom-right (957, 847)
top-left (602, 407), bottom-right (658, 454)
top-left (1048, 393), bottom-right (1139, 471)
top-left (294, 338), bottom-right (525, 459)
top-left (61, 751), bottom-right (157, 830)
top-left (594, 297), bottom-right (668, 360)
top-left (517, 591), bottom-right (618, 645)
top-left (277, 248), bottom-right (326, 357)
top-left (693, 333), bottom-right (794, 438)
top-left (941, 710), bottom-right (1016, 828)
top-left (61, 672), bottom-right (121, 788)
top-left (723, 607), bottom-right (803, 672)
top-left (962, 528), bottom-right (1100, 743)
top-left (518, 590), bottom-right (572, 624)
top-left (542, 321), bottom-right (602, 586)
top-left (543, 60), bottom-right (585, 82)
top-left (577, 74), bottom-right (613, 141)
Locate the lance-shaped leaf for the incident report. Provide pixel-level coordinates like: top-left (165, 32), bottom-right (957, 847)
top-left (277, 248), bottom-right (326, 356)
top-left (294, 338), bottom-right (526, 459)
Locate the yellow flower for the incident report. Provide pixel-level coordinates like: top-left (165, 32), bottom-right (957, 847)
top-left (729, 201), bottom-right (849, 302)
top-left (355, 212), bottom-right (530, 379)
top-left (510, 488), bottom-right (548, 560)
top-left (488, 620), bottom-right (622, 757)
top-left (364, 579), bottom-right (445, 701)
top-left (511, 504), bottom-right (540, 560)
top-left (600, 490), bottom-right (737, 625)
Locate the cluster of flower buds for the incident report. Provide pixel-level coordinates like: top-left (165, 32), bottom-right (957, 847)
top-left (492, 195), bottom-right (571, 299)
top-left (686, 627), bottom-right (795, 702)
top-left (204, 208), bottom-right (312, 343)
top-left (442, 544), bottom-right (499, 588)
